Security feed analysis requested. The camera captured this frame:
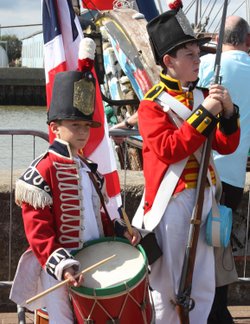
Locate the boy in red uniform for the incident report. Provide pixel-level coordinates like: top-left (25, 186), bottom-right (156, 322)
top-left (10, 40), bottom-right (140, 323)
top-left (132, 2), bottom-right (240, 323)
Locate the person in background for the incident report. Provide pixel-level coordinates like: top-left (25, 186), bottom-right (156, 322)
top-left (198, 15), bottom-right (250, 324)
top-left (133, 2), bottom-right (240, 323)
top-left (71, 0), bottom-right (80, 15)
top-left (110, 111), bottom-right (138, 130)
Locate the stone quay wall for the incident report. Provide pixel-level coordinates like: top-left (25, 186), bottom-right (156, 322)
top-left (0, 67), bottom-right (46, 106)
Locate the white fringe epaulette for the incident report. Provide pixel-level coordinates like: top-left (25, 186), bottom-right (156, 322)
top-left (15, 179), bottom-right (53, 209)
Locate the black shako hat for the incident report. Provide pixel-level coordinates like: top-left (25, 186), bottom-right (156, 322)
top-left (47, 70), bottom-right (101, 127)
top-left (147, 8), bottom-right (211, 65)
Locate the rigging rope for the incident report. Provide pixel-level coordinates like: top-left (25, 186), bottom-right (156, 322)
top-left (207, 0), bottom-right (229, 33)
top-left (183, 0), bottom-right (197, 15)
top-left (212, 0), bottom-right (245, 32)
top-left (196, 0), bottom-right (214, 28)
top-left (184, 0), bottom-right (247, 33)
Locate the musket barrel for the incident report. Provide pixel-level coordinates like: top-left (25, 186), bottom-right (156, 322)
top-left (213, 0), bottom-right (228, 84)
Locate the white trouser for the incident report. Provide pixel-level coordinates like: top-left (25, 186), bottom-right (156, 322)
top-left (149, 188), bottom-right (215, 324)
top-left (40, 270), bottom-right (74, 324)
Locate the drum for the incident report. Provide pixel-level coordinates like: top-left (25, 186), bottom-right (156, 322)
top-left (35, 308), bottom-right (49, 324)
top-left (70, 237), bottom-right (153, 324)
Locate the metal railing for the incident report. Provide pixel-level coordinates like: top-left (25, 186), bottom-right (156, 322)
top-left (0, 128), bottom-right (140, 286)
top-left (0, 129), bottom-right (49, 280)
top-left (0, 128), bottom-right (140, 323)
top-left (0, 129), bottom-right (49, 323)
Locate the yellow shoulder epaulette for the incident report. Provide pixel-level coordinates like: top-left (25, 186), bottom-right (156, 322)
top-left (144, 83), bottom-right (165, 101)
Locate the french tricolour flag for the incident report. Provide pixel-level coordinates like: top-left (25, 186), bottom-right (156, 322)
top-left (42, 0), bottom-right (122, 219)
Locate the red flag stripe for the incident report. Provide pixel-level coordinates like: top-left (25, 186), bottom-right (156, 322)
top-left (104, 170), bottom-right (121, 198)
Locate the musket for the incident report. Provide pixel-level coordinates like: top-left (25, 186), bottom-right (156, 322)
top-left (175, 1), bottom-right (228, 323)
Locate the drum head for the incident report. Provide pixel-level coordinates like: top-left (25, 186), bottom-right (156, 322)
top-left (71, 237), bottom-right (147, 297)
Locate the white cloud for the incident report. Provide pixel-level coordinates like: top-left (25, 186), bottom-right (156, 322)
top-left (0, 2), bottom-right (41, 39)
top-left (0, 0), bottom-right (248, 39)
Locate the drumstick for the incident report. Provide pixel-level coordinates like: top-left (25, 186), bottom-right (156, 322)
top-left (26, 254), bottom-right (116, 305)
top-left (121, 207), bottom-right (133, 236)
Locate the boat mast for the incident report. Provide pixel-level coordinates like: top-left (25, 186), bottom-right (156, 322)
top-left (195, 0), bottom-right (199, 26)
top-left (154, 0), bottom-right (164, 14)
top-left (194, 0), bottom-right (203, 32)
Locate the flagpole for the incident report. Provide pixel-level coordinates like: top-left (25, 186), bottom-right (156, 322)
top-left (155, 0), bottom-right (164, 14)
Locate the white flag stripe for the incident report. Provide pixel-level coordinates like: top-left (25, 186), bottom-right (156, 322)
top-left (44, 35), bottom-right (65, 82)
top-left (60, 13), bottom-right (83, 69)
top-left (106, 195), bottom-right (122, 220)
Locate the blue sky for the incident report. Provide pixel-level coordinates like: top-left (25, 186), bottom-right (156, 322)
top-left (0, 1), bottom-right (247, 39)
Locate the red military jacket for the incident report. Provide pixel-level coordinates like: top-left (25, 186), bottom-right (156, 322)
top-left (15, 139), bottom-right (108, 279)
top-left (138, 73), bottom-right (240, 215)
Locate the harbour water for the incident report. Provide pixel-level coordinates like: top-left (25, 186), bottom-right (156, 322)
top-left (0, 105), bottom-right (124, 189)
top-left (0, 105), bottom-right (48, 175)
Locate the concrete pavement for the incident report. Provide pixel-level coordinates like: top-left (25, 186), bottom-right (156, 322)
top-left (0, 306), bottom-right (250, 323)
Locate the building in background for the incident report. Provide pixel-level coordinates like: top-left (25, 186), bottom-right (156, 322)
top-left (0, 42), bottom-right (8, 67)
top-left (21, 31), bottom-right (43, 68)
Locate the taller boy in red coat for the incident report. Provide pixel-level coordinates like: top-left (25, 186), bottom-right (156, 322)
top-left (133, 1), bottom-right (240, 323)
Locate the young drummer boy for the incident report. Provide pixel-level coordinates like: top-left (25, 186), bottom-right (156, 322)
top-left (133, 2), bottom-right (240, 324)
top-left (10, 42), bottom-right (140, 323)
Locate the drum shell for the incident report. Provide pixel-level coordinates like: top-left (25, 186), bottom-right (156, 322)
top-left (35, 308), bottom-right (49, 324)
top-left (70, 237), bottom-right (153, 324)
